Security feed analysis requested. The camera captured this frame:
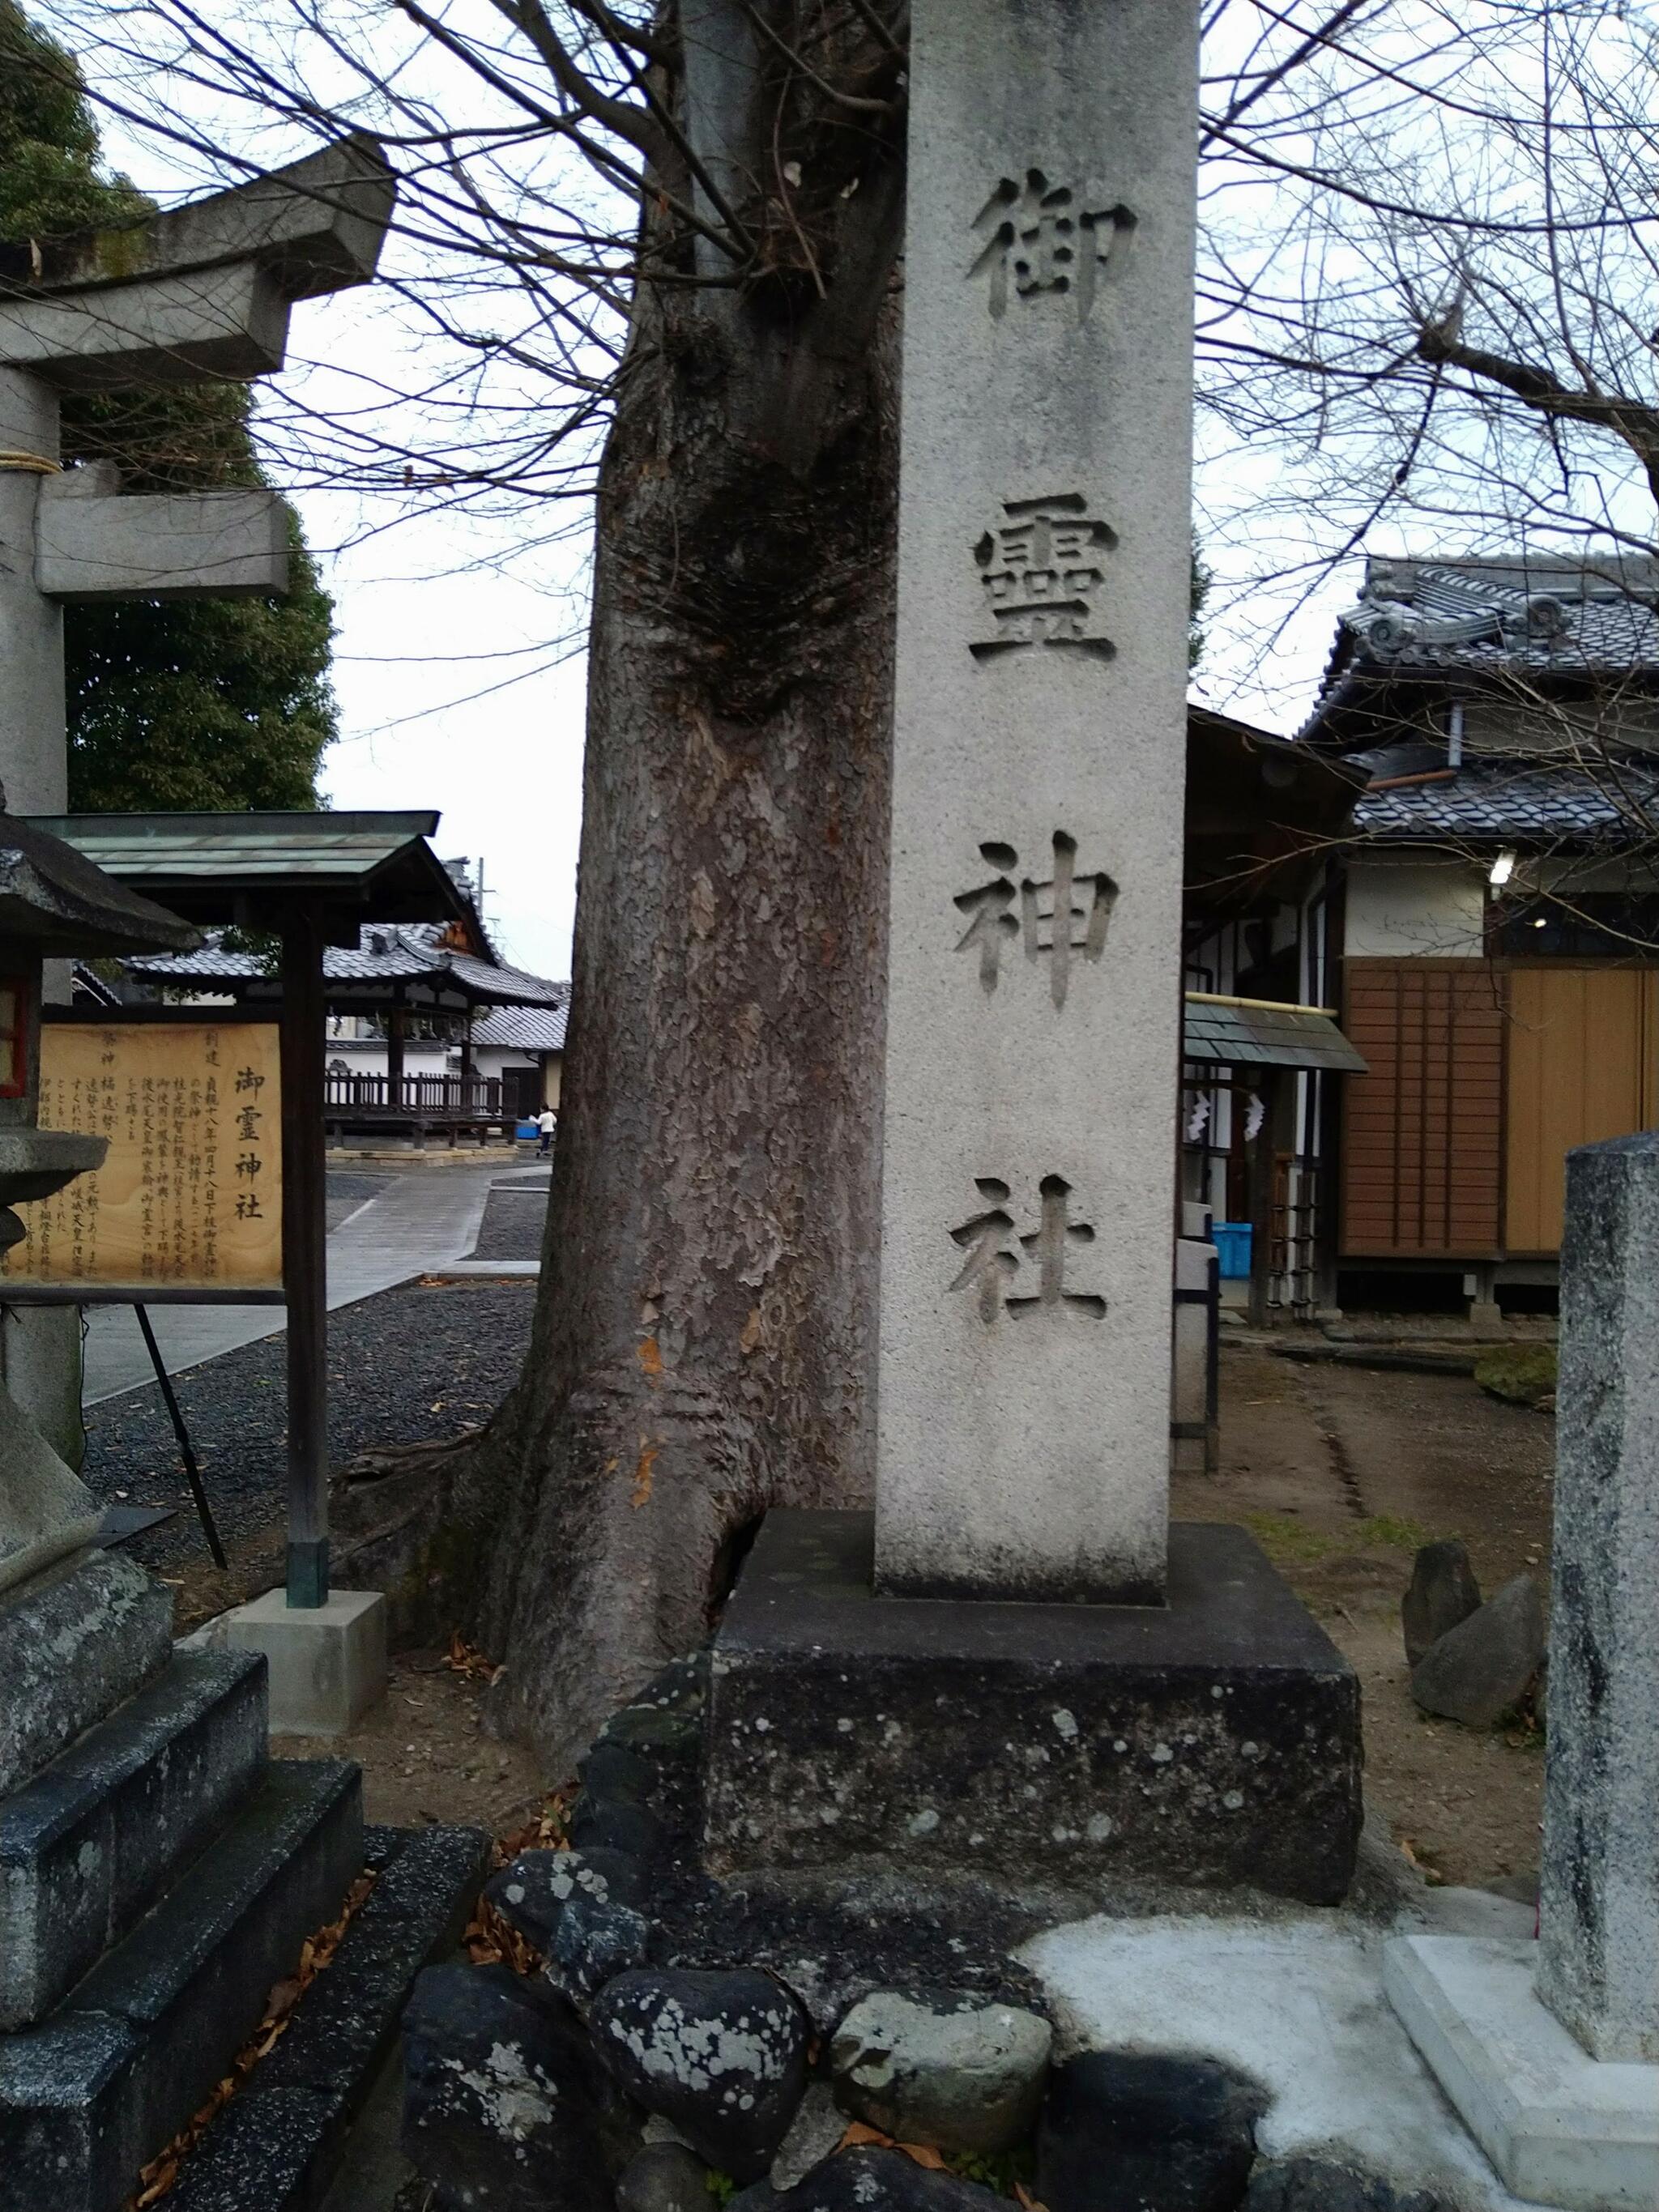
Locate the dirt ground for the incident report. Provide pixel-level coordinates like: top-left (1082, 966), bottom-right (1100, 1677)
top-left (273, 1642), bottom-right (551, 1835)
top-left (1174, 1336), bottom-right (1555, 1894)
top-left (195, 1332), bottom-right (1553, 1893)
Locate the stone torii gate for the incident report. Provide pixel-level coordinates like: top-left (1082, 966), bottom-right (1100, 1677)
top-left (0, 137), bottom-right (394, 1481)
top-left (0, 134), bottom-right (394, 815)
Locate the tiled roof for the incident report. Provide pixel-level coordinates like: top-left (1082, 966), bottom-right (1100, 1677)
top-left (1350, 757), bottom-right (1659, 847)
top-left (1183, 995), bottom-right (1368, 1075)
top-left (1302, 556), bottom-right (1659, 744)
top-left (471, 1003), bottom-right (568, 1052)
top-left (1351, 557), bottom-right (1659, 672)
top-left (129, 924), bottom-right (567, 1008)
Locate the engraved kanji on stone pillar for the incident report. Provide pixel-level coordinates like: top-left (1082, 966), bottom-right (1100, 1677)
top-left (875, 0), bottom-right (1197, 1603)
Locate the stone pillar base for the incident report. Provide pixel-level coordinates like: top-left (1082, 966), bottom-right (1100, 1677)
top-left (220, 1588), bottom-right (387, 1735)
top-left (702, 1513), bottom-right (1361, 1906)
top-left (1384, 1934), bottom-right (1659, 2211)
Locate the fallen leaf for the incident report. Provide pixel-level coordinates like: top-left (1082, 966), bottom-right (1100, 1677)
top-left (897, 2143), bottom-right (948, 2170)
top-left (838, 2123), bottom-right (893, 2150)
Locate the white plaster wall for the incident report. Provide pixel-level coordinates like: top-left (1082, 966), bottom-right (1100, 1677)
top-left (1344, 860), bottom-right (1487, 960)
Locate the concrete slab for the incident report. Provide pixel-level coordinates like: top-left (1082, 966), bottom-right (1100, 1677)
top-left (1021, 1910), bottom-right (1537, 2210)
top-left (1384, 1934), bottom-right (1659, 2211)
top-left (219, 1590), bottom-right (387, 1736)
top-left (83, 1161), bottom-right (501, 1404)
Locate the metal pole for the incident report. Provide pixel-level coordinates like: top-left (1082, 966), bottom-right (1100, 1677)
top-left (134, 1302), bottom-right (227, 1569)
top-left (279, 910), bottom-right (330, 1606)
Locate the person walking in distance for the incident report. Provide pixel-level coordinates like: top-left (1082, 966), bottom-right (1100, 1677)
top-left (535, 1105), bottom-right (557, 1158)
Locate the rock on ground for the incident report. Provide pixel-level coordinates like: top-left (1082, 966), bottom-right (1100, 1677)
top-left (550, 1894), bottom-right (651, 2001)
top-left (831, 1990), bottom-right (1051, 2154)
top-left (731, 2146), bottom-right (1009, 2212)
top-left (617, 2140), bottom-right (714, 2212)
top-left (590, 1967), bottom-right (811, 2183)
top-left (1410, 1574), bottom-right (1545, 1728)
top-left (484, 1846), bottom-right (650, 1950)
top-left (1244, 2155), bottom-right (1453, 2212)
top-left (1037, 2052), bottom-right (1265, 2212)
top-left (401, 1963), bottom-right (619, 2212)
top-left (1401, 1542), bottom-right (1482, 1669)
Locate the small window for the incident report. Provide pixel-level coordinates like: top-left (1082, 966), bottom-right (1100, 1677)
top-left (0, 979), bottom-right (28, 1099)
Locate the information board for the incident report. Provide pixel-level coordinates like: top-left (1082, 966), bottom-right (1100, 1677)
top-left (0, 1022), bottom-right (284, 1299)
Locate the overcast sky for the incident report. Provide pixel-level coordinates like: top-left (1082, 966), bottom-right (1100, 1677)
top-left (58, 6), bottom-right (1521, 985)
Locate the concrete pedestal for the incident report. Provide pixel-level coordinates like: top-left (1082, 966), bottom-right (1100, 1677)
top-left (221, 1588), bottom-right (387, 1736)
top-left (1384, 1935), bottom-right (1659, 2212)
top-left (703, 1512), bottom-right (1361, 1904)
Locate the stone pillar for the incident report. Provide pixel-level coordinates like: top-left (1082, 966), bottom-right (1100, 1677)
top-left (1536, 1132), bottom-right (1659, 2062)
top-left (874, 0), bottom-right (1197, 1600)
top-left (0, 370), bottom-right (66, 814)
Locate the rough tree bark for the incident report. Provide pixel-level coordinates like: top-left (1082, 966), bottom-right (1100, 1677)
top-left (369, 7), bottom-right (908, 1771)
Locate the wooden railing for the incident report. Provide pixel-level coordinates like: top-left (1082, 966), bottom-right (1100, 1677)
top-left (323, 1072), bottom-right (505, 1115)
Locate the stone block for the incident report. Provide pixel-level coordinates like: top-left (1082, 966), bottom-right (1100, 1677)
top-left (0, 1648), bottom-right (267, 2027)
top-left (140, 1822), bottom-right (485, 2212)
top-left (223, 1588), bottom-right (387, 1735)
top-left (36, 488), bottom-right (289, 602)
top-left (0, 1758), bottom-right (362, 2211)
top-left (354, 1819), bottom-right (490, 1936)
top-left (0, 1549), bottom-right (172, 1796)
top-left (152, 2085), bottom-right (344, 2212)
top-left (1384, 1934), bottom-right (1659, 2211)
top-left (703, 1513), bottom-right (1362, 1905)
top-left (0, 260), bottom-right (292, 391)
top-left (1537, 1132), bottom-right (1659, 2063)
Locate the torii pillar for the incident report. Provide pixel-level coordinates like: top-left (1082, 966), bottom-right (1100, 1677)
top-left (0, 139), bottom-right (394, 1571)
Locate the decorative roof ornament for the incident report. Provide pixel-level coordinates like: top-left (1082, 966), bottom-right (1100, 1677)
top-left (1343, 598), bottom-right (1504, 656)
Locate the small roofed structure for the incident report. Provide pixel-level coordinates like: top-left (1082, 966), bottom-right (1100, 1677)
top-left (0, 811), bottom-right (200, 961)
top-left (124, 918), bottom-right (569, 1136)
top-left (27, 808), bottom-right (484, 1609)
top-left (34, 810), bottom-right (463, 933)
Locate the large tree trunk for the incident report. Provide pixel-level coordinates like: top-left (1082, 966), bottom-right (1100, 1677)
top-left (460, 11), bottom-right (906, 1770)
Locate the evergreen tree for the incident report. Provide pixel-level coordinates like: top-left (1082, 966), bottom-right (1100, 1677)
top-left (0, 0), bottom-right (337, 812)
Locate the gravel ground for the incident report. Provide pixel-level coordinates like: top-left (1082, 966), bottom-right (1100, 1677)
top-left (325, 1170), bottom-right (387, 1232)
top-left (466, 1180), bottom-right (548, 1261)
top-left (83, 1278), bottom-right (537, 1571)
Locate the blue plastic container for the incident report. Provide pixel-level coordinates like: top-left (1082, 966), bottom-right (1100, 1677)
top-left (1212, 1221), bottom-right (1252, 1279)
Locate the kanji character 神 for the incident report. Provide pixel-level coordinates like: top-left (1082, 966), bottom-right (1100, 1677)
top-left (954, 833), bottom-right (1116, 1006)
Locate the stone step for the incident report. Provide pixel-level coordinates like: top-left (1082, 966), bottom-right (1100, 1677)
top-left (0, 1549), bottom-right (172, 1798)
top-left (159, 1824), bottom-right (491, 2212)
top-left (0, 1648), bottom-right (270, 2029)
top-left (0, 1757), bottom-right (363, 2212)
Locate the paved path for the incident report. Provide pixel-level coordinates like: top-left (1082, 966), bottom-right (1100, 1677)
top-left (83, 1161), bottom-right (505, 1405)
